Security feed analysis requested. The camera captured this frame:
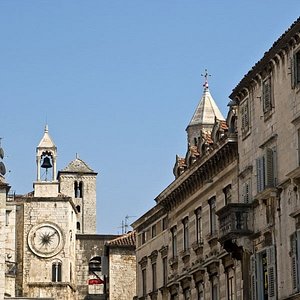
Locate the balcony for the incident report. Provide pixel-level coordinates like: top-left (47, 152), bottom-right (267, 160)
top-left (217, 203), bottom-right (253, 244)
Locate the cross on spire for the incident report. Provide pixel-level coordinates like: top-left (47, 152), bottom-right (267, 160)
top-left (201, 69), bottom-right (211, 89)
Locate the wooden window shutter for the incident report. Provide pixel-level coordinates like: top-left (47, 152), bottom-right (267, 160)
top-left (267, 246), bottom-right (277, 299)
top-left (241, 100), bottom-right (249, 133)
top-left (250, 255), bottom-right (257, 300)
top-left (298, 129), bottom-right (300, 167)
top-left (244, 102), bottom-right (249, 129)
top-left (296, 52), bottom-right (300, 85)
top-left (256, 157), bottom-right (265, 193)
top-left (241, 105), bottom-right (245, 130)
top-left (243, 181), bottom-right (250, 203)
top-left (265, 148), bottom-right (274, 188)
top-left (291, 233), bottom-right (299, 293)
top-left (263, 79), bottom-right (272, 112)
top-left (291, 56), bottom-right (296, 89)
top-left (246, 180), bottom-right (251, 203)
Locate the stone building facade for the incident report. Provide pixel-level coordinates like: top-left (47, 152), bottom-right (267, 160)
top-left (226, 17), bottom-right (300, 300)
top-left (105, 231), bottom-right (136, 300)
top-left (132, 78), bottom-right (241, 299)
top-left (133, 16), bottom-right (300, 300)
top-left (1, 126), bottom-right (129, 299)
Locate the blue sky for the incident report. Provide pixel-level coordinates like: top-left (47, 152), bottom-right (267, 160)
top-left (0, 1), bottom-right (299, 234)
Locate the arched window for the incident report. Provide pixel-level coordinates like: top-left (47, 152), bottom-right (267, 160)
top-left (76, 205), bottom-right (81, 213)
top-left (77, 222), bottom-right (81, 231)
top-left (52, 261), bottom-right (62, 282)
top-left (89, 256), bottom-right (102, 273)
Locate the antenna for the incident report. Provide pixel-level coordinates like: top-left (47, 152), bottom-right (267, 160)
top-left (124, 215), bottom-right (136, 233)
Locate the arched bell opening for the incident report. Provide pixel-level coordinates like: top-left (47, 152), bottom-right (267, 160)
top-left (37, 151), bottom-right (56, 182)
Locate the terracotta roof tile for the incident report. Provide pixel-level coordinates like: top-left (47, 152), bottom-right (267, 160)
top-left (107, 231), bottom-right (136, 247)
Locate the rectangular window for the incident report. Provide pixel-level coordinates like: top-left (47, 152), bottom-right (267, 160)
top-left (263, 77), bottom-right (272, 113)
top-left (226, 270), bottom-right (235, 300)
top-left (197, 282), bottom-right (204, 300)
top-left (211, 276), bottom-right (219, 300)
top-left (223, 184), bottom-right (232, 205)
top-left (183, 288), bottom-right (191, 300)
top-left (297, 52), bottom-right (300, 84)
top-left (141, 231), bottom-right (147, 245)
top-left (294, 51), bottom-right (300, 87)
top-left (171, 226), bottom-right (177, 258)
top-left (152, 262), bottom-right (157, 291)
top-left (209, 197), bottom-right (217, 236)
top-left (195, 208), bottom-right (203, 244)
top-left (142, 268), bottom-right (147, 296)
top-left (256, 147), bottom-right (277, 193)
top-left (298, 129), bottom-right (300, 167)
top-left (171, 294), bottom-right (179, 300)
top-left (182, 217), bottom-right (189, 251)
top-left (52, 262), bottom-right (62, 282)
top-left (162, 217), bottom-right (168, 230)
top-left (151, 224), bottom-right (156, 238)
top-left (240, 99), bottom-right (250, 134)
top-left (251, 246), bottom-right (276, 299)
top-left (162, 257), bottom-right (168, 286)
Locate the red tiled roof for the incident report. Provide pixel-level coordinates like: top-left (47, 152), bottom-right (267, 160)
top-left (107, 231), bottom-right (136, 247)
top-left (202, 131), bottom-right (213, 144)
top-left (219, 120), bottom-right (228, 131)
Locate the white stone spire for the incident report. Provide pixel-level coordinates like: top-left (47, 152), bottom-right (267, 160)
top-left (188, 71), bottom-right (224, 128)
top-left (186, 70), bottom-right (224, 146)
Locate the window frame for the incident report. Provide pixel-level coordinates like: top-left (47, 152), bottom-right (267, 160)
top-left (52, 261), bottom-right (62, 282)
top-left (262, 76), bottom-right (273, 114)
top-left (171, 226), bottom-right (177, 258)
top-left (256, 147), bottom-right (277, 193)
top-left (195, 207), bottom-right (203, 244)
top-left (291, 231), bottom-right (300, 293)
top-left (223, 184), bottom-right (232, 205)
top-left (293, 50), bottom-right (300, 88)
top-left (251, 246), bottom-right (277, 299)
top-left (240, 98), bottom-right (250, 135)
top-left (208, 197), bottom-right (217, 236)
top-left (152, 262), bottom-right (157, 291)
top-left (142, 268), bottom-right (147, 296)
top-left (182, 217), bottom-right (189, 251)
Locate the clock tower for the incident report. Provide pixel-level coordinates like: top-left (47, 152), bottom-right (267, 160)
top-left (17, 126), bottom-right (77, 299)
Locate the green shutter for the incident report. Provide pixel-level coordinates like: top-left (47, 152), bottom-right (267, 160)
top-left (267, 246), bottom-right (277, 299)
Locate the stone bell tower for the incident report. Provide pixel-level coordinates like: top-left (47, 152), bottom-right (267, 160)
top-left (33, 125), bottom-right (59, 197)
top-left (58, 156), bottom-right (97, 234)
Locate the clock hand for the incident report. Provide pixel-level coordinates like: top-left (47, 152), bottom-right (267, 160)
top-left (49, 231), bottom-right (58, 238)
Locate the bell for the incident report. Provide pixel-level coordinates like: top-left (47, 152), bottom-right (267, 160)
top-left (41, 156), bottom-right (52, 169)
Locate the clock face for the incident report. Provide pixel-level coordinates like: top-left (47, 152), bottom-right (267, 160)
top-left (28, 223), bottom-right (64, 258)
